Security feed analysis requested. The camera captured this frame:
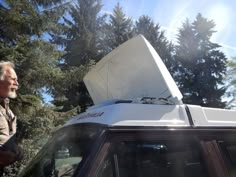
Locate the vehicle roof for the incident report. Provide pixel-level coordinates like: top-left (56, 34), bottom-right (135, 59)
top-left (64, 103), bottom-right (189, 127)
top-left (64, 101), bottom-right (236, 128)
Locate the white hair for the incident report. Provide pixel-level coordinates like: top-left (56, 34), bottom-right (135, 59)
top-left (0, 61), bottom-right (15, 80)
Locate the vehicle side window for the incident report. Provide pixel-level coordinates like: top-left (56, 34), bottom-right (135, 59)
top-left (54, 142), bottom-right (83, 177)
top-left (19, 125), bottom-right (102, 177)
top-left (22, 135), bottom-right (92, 177)
top-left (96, 154), bottom-right (114, 177)
top-left (25, 141), bottom-right (84, 177)
top-left (218, 141), bottom-right (236, 177)
top-left (96, 140), bottom-right (209, 177)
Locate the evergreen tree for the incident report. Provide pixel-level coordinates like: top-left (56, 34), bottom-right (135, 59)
top-left (0, 1), bottom-right (70, 176)
top-left (226, 57), bottom-right (236, 108)
top-left (0, 0), bottom-right (65, 97)
top-left (134, 15), bottom-right (175, 74)
top-left (51, 0), bottom-right (105, 111)
top-left (175, 14), bottom-right (227, 108)
top-left (104, 3), bottom-right (133, 50)
top-left (55, 0), bottom-right (105, 66)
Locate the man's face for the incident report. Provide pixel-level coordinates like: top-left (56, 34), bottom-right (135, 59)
top-left (0, 66), bottom-right (19, 99)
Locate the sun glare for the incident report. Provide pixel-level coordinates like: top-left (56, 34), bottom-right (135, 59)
top-left (208, 4), bottom-right (230, 32)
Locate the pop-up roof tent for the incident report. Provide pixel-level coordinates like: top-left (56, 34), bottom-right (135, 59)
top-left (64, 35), bottom-right (236, 128)
top-left (83, 35), bottom-right (182, 105)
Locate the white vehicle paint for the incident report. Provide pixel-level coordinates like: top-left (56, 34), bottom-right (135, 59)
top-left (64, 103), bottom-right (190, 127)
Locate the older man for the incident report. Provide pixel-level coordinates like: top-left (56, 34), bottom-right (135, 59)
top-left (0, 61), bottom-right (20, 172)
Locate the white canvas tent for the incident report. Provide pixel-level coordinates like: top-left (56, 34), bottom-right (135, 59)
top-left (83, 35), bottom-right (182, 105)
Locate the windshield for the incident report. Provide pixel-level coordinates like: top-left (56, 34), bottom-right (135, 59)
top-left (19, 124), bottom-right (103, 177)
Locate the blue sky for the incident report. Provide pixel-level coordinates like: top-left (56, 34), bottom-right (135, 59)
top-left (102, 0), bottom-right (236, 59)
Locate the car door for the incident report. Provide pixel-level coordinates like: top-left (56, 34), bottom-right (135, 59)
top-left (84, 128), bottom-right (236, 177)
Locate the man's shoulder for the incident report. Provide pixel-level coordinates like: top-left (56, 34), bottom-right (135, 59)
top-left (0, 105), bottom-right (16, 120)
top-left (0, 107), bottom-right (4, 117)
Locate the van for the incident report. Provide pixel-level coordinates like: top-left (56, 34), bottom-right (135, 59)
top-left (19, 35), bottom-right (236, 177)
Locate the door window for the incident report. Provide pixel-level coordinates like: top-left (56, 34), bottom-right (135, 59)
top-left (19, 125), bottom-right (102, 177)
top-left (96, 140), bottom-right (209, 177)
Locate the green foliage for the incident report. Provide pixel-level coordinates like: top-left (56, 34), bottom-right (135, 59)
top-left (104, 3), bottom-right (134, 50)
top-left (54, 0), bottom-right (105, 66)
top-left (0, 0), bottom-right (70, 176)
top-left (0, 0), bottom-right (65, 96)
top-left (52, 61), bottom-right (95, 112)
top-left (51, 2), bottom-right (135, 111)
top-left (225, 57), bottom-right (236, 108)
top-left (51, 0), bottom-right (104, 111)
top-left (175, 14), bottom-right (227, 108)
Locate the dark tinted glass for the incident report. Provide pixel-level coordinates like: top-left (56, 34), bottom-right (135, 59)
top-left (96, 140), bottom-right (209, 177)
top-left (219, 141), bottom-right (236, 177)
